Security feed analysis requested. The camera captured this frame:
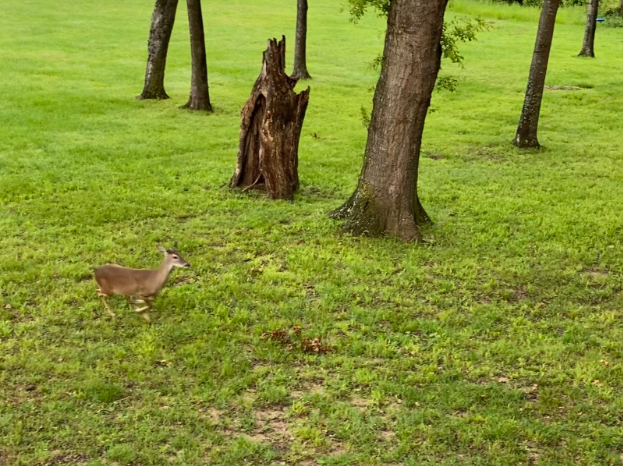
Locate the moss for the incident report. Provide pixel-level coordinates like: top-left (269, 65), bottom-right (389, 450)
top-left (331, 181), bottom-right (424, 241)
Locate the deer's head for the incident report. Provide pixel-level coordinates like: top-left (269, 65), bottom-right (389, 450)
top-left (158, 245), bottom-right (190, 268)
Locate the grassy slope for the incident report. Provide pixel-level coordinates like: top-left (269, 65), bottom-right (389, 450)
top-left (1, 0), bottom-right (623, 464)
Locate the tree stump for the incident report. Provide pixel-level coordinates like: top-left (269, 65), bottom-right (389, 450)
top-left (230, 36), bottom-right (310, 200)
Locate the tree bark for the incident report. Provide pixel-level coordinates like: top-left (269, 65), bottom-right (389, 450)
top-left (182, 0), bottom-right (212, 111)
top-left (513, 0), bottom-right (561, 149)
top-left (578, 0), bottom-right (599, 57)
top-left (230, 37), bottom-right (310, 201)
top-left (138, 0), bottom-right (179, 100)
top-left (330, 0), bottom-right (448, 241)
top-left (291, 0), bottom-right (312, 80)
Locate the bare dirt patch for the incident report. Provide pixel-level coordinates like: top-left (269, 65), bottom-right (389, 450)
top-left (520, 384), bottom-right (540, 402)
top-left (546, 85), bottom-right (588, 91)
top-left (351, 397), bottom-right (371, 412)
top-left (262, 326), bottom-right (331, 354)
top-left (230, 406), bottom-right (293, 453)
top-left (291, 382), bottom-right (325, 399)
top-left (583, 268), bottom-right (609, 278)
top-left (40, 451), bottom-right (90, 465)
top-left (423, 152), bottom-right (444, 160)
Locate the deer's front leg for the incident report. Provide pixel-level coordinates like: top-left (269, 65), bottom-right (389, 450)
top-left (97, 289), bottom-right (115, 318)
top-left (134, 297), bottom-right (152, 322)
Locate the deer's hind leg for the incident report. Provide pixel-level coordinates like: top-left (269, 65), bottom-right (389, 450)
top-left (125, 296), bottom-right (139, 306)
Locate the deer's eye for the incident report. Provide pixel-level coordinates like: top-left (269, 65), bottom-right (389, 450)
top-left (172, 255), bottom-right (179, 259)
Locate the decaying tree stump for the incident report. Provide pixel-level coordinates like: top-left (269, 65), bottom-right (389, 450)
top-left (230, 36), bottom-right (310, 201)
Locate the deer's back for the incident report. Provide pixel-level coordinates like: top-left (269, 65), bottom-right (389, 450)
top-left (94, 265), bottom-right (159, 297)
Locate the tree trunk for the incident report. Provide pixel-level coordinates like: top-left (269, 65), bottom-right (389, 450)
top-left (578, 0), bottom-right (599, 57)
top-left (513, 0), bottom-right (561, 149)
top-left (330, 0), bottom-right (448, 241)
top-left (182, 0), bottom-right (212, 111)
top-left (230, 37), bottom-right (310, 200)
top-left (138, 0), bottom-right (179, 100)
top-left (291, 0), bottom-right (312, 80)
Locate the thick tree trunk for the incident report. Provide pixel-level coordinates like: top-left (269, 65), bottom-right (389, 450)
top-left (513, 0), bottom-right (560, 149)
top-left (182, 0), bottom-right (212, 111)
top-left (578, 0), bottom-right (599, 57)
top-left (138, 0), bottom-right (179, 100)
top-left (230, 37), bottom-right (310, 201)
top-left (291, 0), bottom-right (312, 80)
top-left (330, 0), bottom-right (447, 241)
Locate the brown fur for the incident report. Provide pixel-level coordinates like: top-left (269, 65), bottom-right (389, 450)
top-left (94, 246), bottom-right (190, 322)
top-left (95, 266), bottom-right (164, 298)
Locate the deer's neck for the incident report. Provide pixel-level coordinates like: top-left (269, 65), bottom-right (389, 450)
top-left (153, 260), bottom-right (175, 292)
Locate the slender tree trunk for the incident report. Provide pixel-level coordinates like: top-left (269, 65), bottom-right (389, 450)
top-left (330, 0), bottom-right (448, 241)
top-left (291, 0), bottom-right (312, 80)
top-left (138, 0), bottom-right (179, 100)
top-left (513, 0), bottom-right (560, 149)
top-left (182, 0), bottom-right (212, 111)
top-left (578, 0), bottom-right (599, 57)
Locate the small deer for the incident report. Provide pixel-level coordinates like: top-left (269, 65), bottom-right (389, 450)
top-left (94, 245), bottom-right (190, 322)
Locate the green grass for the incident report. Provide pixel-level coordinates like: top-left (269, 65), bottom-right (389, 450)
top-left (2, 0), bottom-right (623, 465)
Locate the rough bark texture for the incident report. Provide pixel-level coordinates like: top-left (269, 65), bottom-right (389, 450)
top-left (230, 37), bottom-right (310, 201)
top-left (138, 0), bottom-right (179, 100)
top-left (183, 0), bottom-right (212, 111)
top-left (578, 0), bottom-right (599, 57)
top-left (330, 0), bottom-right (447, 241)
top-left (291, 0), bottom-right (312, 80)
top-left (513, 0), bottom-right (561, 149)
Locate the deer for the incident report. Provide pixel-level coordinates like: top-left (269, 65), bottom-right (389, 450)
top-left (94, 245), bottom-right (190, 322)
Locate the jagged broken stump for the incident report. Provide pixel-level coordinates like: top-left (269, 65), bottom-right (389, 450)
top-left (230, 36), bottom-right (310, 200)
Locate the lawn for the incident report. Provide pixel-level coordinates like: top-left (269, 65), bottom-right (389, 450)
top-left (1, 0), bottom-right (623, 464)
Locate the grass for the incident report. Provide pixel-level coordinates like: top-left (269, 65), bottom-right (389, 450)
top-left (1, 0), bottom-right (623, 464)
top-left (451, 0), bottom-right (620, 24)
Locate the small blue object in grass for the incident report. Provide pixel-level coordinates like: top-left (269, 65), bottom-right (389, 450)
top-left (597, 18), bottom-right (605, 22)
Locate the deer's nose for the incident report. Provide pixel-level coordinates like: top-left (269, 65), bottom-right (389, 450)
top-left (184, 263), bottom-right (191, 268)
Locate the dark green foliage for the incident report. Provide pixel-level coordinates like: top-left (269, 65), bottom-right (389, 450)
top-left (603, 6), bottom-right (623, 27)
top-left (360, 105), bottom-right (371, 128)
top-left (495, 0), bottom-right (546, 5)
top-left (494, 0), bottom-right (586, 5)
top-left (348, 0), bottom-right (489, 100)
top-left (347, 0), bottom-right (390, 21)
top-left (435, 75), bottom-right (459, 92)
top-left (348, 0), bottom-right (489, 68)
top-left (442, 18), bottom-right (490, 65)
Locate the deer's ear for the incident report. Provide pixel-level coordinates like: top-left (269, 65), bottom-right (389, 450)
top-left (157, 245), bottom-right (167, 254)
